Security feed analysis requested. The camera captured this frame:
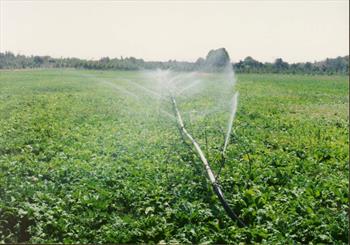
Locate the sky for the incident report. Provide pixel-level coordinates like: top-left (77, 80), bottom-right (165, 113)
top-left (0, 0), bottom-right (348, 63)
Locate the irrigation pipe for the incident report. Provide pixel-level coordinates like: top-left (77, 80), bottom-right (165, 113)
top-left (170, 96), bottom-right (245, 227)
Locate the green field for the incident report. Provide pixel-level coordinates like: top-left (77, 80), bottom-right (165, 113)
top-left (0, 69), bottom-right (348, 243)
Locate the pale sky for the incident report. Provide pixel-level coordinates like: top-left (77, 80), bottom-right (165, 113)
top-left (0, 0), bottom-right (348, 63)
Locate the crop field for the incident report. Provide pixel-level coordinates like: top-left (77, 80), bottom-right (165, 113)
top-left (0, 69), bottom-right (348, 243)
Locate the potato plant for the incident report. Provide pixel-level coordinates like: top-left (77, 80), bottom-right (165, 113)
top-left (0, 69), bottom-right (348, 243)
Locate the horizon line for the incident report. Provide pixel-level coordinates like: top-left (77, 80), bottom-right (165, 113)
top-left (1, 50), bottom-right (349, 64)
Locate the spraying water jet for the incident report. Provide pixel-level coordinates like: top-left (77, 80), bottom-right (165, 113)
top-left (100, 48), bottom-right (243, 224)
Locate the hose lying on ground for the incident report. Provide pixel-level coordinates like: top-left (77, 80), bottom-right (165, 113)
top-left (170, 96), bottom-right (245, 227)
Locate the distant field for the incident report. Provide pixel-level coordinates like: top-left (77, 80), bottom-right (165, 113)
top-left (0, 69), bottom-right (348, 243)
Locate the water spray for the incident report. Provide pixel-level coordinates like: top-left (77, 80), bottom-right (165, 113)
top-left (143, 67), bottom-right (245, 224)
top-left (96, 65), bottom-right (243, 224)
top-left (223, 92), bottom-right (239, 154)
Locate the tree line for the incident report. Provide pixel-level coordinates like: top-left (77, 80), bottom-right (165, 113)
top-left (233, 56), bottom-right (349, 75)
top-left (0, 50), bottom-right (348, 75)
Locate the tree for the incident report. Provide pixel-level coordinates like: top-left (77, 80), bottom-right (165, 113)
top-left (33, 56), bottom-right (44, 66)
top-left (274, 58), bottom-right (289, 72)
top-left (205, 48), bottom-right (230, 71)
top-left (195, 57), bottom-right (205, 68)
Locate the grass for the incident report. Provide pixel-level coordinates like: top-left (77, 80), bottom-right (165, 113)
top-left (0, 69), bottom-right (348, 243)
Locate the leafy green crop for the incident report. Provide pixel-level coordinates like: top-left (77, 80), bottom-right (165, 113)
top-left (0, 69), bottom-right (348, 243)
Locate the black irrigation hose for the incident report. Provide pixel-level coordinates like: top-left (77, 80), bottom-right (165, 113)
top-left (170, 96), bottom-right (245, 227)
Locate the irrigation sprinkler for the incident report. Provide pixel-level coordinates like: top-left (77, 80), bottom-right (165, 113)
top-left (170, 95), bottom-right (245, 227)
top-left (123, 69), bottom-right (244, 225)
